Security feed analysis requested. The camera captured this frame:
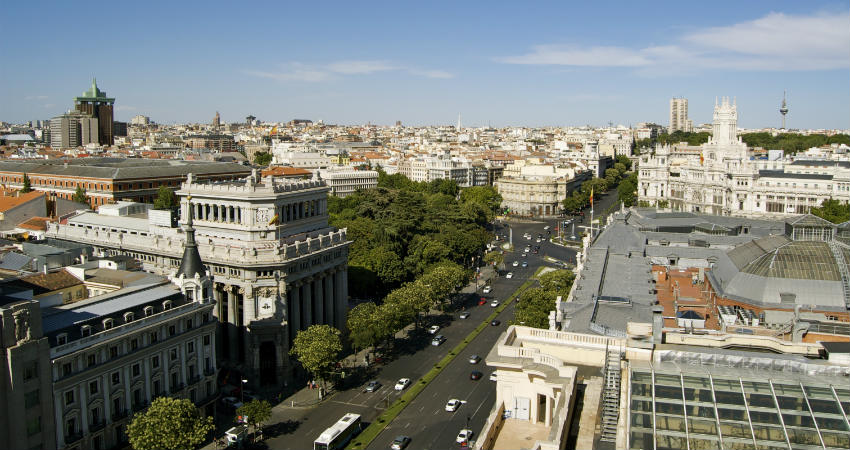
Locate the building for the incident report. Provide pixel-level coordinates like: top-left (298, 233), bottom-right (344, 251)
top-left (639, 98), bottom-right (850, 217)
top-left (317, 167), bottom-right (378, 197)
top-left (212, 112), bottom-right (220, 130)
top-left (185, 134), bottom-right (235, 152)
top-left (46, 170), bottom-right (351, 389)
top-left (669, 97), bottom-right (692, 133)
top-left (0, 158), bottom-right (251, 208)
top-left (129, 115), bottom-right (150, 126)
top-left (0, 191), bottom-right (46, 234)
top-left (397, 150), bottom-right (475, 186)
top-left (49, 112), bottom-right (99, 149)
top-left (495, 169), bottom-right (590, 217)
top-left (74, 79), bottom-right (115, 146)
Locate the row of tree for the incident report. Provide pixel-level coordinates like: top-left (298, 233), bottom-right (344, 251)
top-left (635, 131), bottom-right (850, 155)
top-left (328, 173), bottom-right (499, 298)
top-left (562, 154), bottom-right (634, 213)
top-left (513, 269), bottom-right (575, 328)
top-left (810, 199), bottom-right (850, 224)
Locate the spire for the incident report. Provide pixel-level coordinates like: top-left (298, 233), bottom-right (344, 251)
top-left (176, 197), bottom-right (206, 279)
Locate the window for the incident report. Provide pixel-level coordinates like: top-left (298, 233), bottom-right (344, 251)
top-left (185, 319), bottom-right (193, 330)
top-left (149, 331), bottom-right (158, 344)
top-left (153, 380), bottom-right (161, 396)
top-left (62, 363), bottom-right (72, 376)
top-left (103, 318), bottom-right (114, 330)
top-left (168, 325), bottom-right (176, 336)
top-left (151, 355), bottom-right (160, 369)
top-left (124, 312), bottom-right (134, 322)
top-left (132, 363), bottom-right (141, 377)
top-left (56, 333), bottom-right (68, 345)
top-left (25, 389), bottom-right (39, 409)
top-left (202, 312), bottom-right (209, 323)
top-left (162, 300), bottom-right (172, 310)
top-left (89, 380), bottom-right (98, 396)
top-left (130, 338), bottom-right (138, 351)
top-left (144, 306), bottom-right (154, 317)
top-left (110, 346), bottom-right (119, 358)
top-left (111, 371), bottom-right (120, 386)
top-left (26, 416), bottom-right (40, 437)
top-left (64, 390), bottom-right (75, 406)
top-left (23, 361), bottom-right (38, 381)
top-left (203, 334), bottom-right (211, 346)
top-left (81, 325), bottom-right (92, 337)
top-left (187, 341), bottom-right (195, 354)
top-left (170, 348), bottom-right (178, 361)
top-left (87, 354), bottom-right (96, 367)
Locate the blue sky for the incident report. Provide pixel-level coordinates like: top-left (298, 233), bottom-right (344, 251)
top-left (1, 0), bottom-right (848, 129)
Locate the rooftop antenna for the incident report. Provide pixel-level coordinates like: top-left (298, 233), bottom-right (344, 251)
top-left (779, 90), bottom-right (789, 129)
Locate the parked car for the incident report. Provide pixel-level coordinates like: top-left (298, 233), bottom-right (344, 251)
top-left (470, 371), bottom-right (483, 380)
top-left (365, 380), bottom-right (381, 392)
top-left (456, 429), bottom-right (474, 444)
top-left (445, 398), bottom-right (461, 412)
top-left (543, 225), bottom-right (550, 230)
top-left (478, 298), bottom-right (487, 305)
top-left (524, 247), bottom-right (530, 253)
top-left (482, 286), bottom-right (492, 294)
top-left (490, 319), bottom-right (501, 326)
top-left (468, 354), bottom-right (481, 364)
top-left (506, 272), bottom-right (513, 279)
top-left (489, 372), bottom-right (498, 381)
top-left (459, 311), bottom-right (471, 319)
top-left (427, 325), bottom-right (440, 334)
top-left (395, 378), bottom-right (411, 391)
top-left (431, 335), bottom-right (446, 346)
top-left (390, 435), bottom-right (411, 450)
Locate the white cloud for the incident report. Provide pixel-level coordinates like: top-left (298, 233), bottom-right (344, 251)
top-left (497, 10), bottom-right (850, 72)
top-left (246, 60), bottom-right (452, 82)
top-left (115, 105), bottom-right (136, 112)
top-left (25, 95), bottom-right (48, 100)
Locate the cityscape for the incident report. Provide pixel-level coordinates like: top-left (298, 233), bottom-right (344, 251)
top-left (1, 2), bottom-right (849, 450)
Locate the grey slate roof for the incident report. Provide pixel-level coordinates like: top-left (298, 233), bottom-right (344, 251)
top-left (0, 252), bottom-right (33, 271)
top-left (0, 158), bottom-right (251, 180)
top-left (758, 169), bottom-right (833, 180)
top-left (789, 160), bottom-right (850, 168)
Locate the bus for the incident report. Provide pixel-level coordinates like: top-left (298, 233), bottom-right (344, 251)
top-left (314, 413), bottom-right (362, 450)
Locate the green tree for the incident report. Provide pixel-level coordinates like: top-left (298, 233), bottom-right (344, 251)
top-left (811, 199), bottom-right (850, 224)
top-left (460, 186), bottom-right (502, 219)
top-left (21, 173), bottom-right (32, 193)
top-left (73, 186), bottom-right (88, 204)
top-left (153, 186), bottom-right (177, 210)
top-left (538, 269), bottom-right (575, 293)
top-left (236, 399), bottom-right (272, 439)
top-left (126, 397), bottom-right (214, 450)
top-left (483, 250), bottom-right (504, 267)
top-left (615, 154), bottom-right (633, 171)
top-left (347, 302), bottom-right (380, 354)
top-left (513, 288), bottom-right (557, 329)
top-left (617, 172), bottom-right (638, 207)
top-left (253, 151), bottom-right (273, 166)
top-left (290, 325), bottom-right (342, 390)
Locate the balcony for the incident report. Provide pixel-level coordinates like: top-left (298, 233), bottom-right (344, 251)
top-left (188, 374), bottom-right (202, 385)
top-left (90, 420), bottom-right (106, 432)
top-left (132, 401), bottom-right (149, 412)
top-left (65, 432), bottom-right (83, 445)
top-left (171, 383), bottom-right (185, 393)
top-left (204, 367), bottom-right (217, 377)
top-left (111, 409), bottom-right (129, 421)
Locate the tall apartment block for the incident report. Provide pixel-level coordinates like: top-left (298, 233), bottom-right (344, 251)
top-left (74, 79), bottom-right (115, 146)
top-left (669, 97), bottom-right (693, 133)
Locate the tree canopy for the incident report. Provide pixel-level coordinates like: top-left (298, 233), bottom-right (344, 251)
top-left (153, 186), bottom-right (178, 210)
top-left (811, 199), bottom-right (850, 224)
top-left (72, 186), bottom-right (88, 204)
top-left (126, 397), bottom-right (214, 450)
top-left (236, 399), bottom-right (272, 437)
top-left (513, 269), bottom-right (575, 329)
top-left (21, 173), bottom-right (32, 193)
top-left (254, 151), bottom-right (273, 166)
top-left (290, 324), bottom-right (342, 387)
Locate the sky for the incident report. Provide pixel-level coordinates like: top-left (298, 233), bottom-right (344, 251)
top-left (1, 0), bottom-right (848, 129)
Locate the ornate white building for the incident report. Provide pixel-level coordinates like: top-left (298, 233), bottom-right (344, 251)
top-left (46, 170), bottom-right (350, 389)
top-left (638, 98), bottom-right (850, 217)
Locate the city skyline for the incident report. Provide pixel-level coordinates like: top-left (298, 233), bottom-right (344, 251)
top-left (1, 0), bottom-right (848, 129)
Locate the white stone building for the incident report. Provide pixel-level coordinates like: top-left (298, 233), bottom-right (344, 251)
top-left (317, 167), bottom-right (378, 197)
top-left (638, 98), bottom-right (850, 216)
top-left (397, 150), bottom-right (474, 186)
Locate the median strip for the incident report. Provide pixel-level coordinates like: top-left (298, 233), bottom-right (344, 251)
top-left (347, 280), bottom-right (534, 449)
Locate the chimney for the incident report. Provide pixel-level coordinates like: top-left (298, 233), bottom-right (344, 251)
top-left (652, 306), bottom-right (664, 345)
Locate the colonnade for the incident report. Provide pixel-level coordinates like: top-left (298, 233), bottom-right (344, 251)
top-left (286, 267), bottom-right (347, 343)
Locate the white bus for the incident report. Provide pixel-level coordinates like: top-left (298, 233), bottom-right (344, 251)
top-left (314, 413), bottom-right (362, 450)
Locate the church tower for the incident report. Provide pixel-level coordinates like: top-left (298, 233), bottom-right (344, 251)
top-left (170, 196), bottom-right (213, 303)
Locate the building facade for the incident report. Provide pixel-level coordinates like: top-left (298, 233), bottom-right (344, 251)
top-left (74, 79), bottom-right (115, 146)
top-left (50, 112), bottom-right (99, 149)
top-left (669, 97), bottom-right (692, 133)
top-left (639, 98), bottom-right (850, 217)
top-left (47, 171), bottom-right (351, 389)
top-left (317, 168), bottom-right (378, 197)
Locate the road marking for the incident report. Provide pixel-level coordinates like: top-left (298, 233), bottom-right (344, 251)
top-left (405, 422), bottom-right (410, 429)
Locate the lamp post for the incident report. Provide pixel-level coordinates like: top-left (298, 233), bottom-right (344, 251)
top-left (240, 379), bottom-right (248, 405)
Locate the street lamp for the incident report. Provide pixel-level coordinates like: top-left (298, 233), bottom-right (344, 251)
top-left (240, 379), bottom-right (248, 405)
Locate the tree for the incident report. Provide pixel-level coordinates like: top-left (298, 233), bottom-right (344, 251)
top-left (483, 250), bottom-right (504, 267)
top-left (21, 173), bottom-right (32, 193)
top-left (617, 172), bottom-right (638, 207)
top-left (236, 399), bottom-right (272, 439)
top-left (153, 186), bottom-right (178, 210)
top-left (538, 269), bottom-right (575, 293)
top-left (254, 151), bottom-right (273, 166)
top-left (126, 397), bottom-right (214, 450)
top-left (347, 302), bottom-right (380, 354)
top-left (513, 288), bottom-right (557, 329)
top-left (811, 199), bottom-right (850, 224)
top-left (460, 186), bottom-right (502, 218)
top-left (290, 324), bottom-right (342, 390)
top-left (73, 186), bottom-right (88, 204)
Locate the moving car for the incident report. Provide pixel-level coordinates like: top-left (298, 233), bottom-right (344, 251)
top-left (459, 311), bottom-right (471, 319)
top-left (431, 335), bottom-right (446, 346)
top-left (470, 371), bottom-right (483, 380)
top-left (365, 380), bottom-right (381, 392)
top-left (543, 225), bottom-right (550, 230)
top-left (521, 261), bottom-right (528, 268)
top-left (506, 272), bottom-right (513, 279)
top-left (390, 435), bottom-right (411, 450)
top-left (445, 399), bottom-right (461, 412)
top-left (478, 298), bottom-right (487, 305)
top-left (427, 325), bottom-right (440, 335)
top-left (482, 286), bottom-right (492, 294)
top-left (524, 247), bottom-right (530, 253)
top-left (456, 429), bottom-right (474, 444)
top-left (490, 319), bottom-right (501, 326)
top-left (512, 260), bottom-right (519, 267)
top-left (490, 300), bottom-right (499, 307)
top-left (468, 354), bottom-right (481, 364)
top-left (394, 378), bottom-right (411, 391)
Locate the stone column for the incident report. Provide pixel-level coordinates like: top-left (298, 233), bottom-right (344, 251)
top-left (323, 273), bottom-right (334, 327)
top-left (227, 287), bottom-right (238, 361)
top-left (334, 269), bottom-right (347, 331)
top-left (314, 275), bottom-right (324, 324)
top-left (290, 284), bottom-right (301, 337)
top-left (302, 279), bottom-right (313, 327)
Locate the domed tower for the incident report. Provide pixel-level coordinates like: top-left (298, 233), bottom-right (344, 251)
top-left (170, 195), bottom-right (212, 303)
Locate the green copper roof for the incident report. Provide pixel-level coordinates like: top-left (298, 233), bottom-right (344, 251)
top-left (74, 78), bottom-right (115, 103)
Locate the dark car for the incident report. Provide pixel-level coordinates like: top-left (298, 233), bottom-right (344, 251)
top-left (490, 319), bottom-right (501, 326)
top-left (470, 371), bottom-right (483, 380)
top-left (390, 435), bottom-right (411, 450)
top-left (365, 380), bottom-right (381, 392)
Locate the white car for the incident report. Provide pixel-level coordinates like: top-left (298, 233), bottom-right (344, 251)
top-left (456, 429), bottom-right (474, 444)
top-left (543, 225), bottom-right (550, 230)
top-left (489, 372), bottom-right (498, 381)
top-left (395, 378), bottom-right (411, 390)
top-left (482, 286), bottom-right (492, 294)
top-left (506, 272), bottom-right (513, 279)
top-left (427, 325), bottom-right (440, 335)
top-left (445, 399), bottom-right (461, 412)
top-left (459, 311), bottom-right (470, 319)
top-left (512, 260), bottom-right (519, 267)
top-left (490, 300), bottom-right (499, 307)
top-left (468, 354), bottom-right (481, 364)
top-left (524, 247), bottom-right (530, 253)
